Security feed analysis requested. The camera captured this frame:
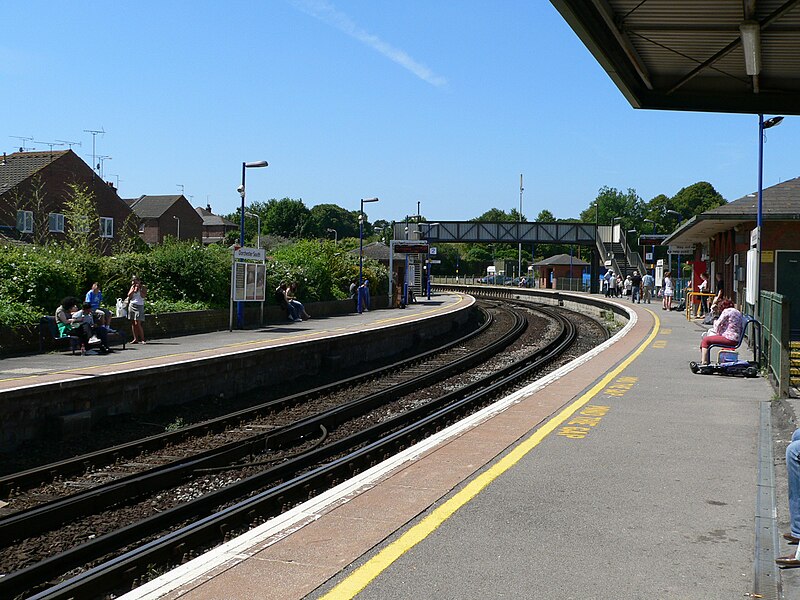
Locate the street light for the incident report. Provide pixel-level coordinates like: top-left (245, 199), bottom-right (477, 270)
top-left (644, 218), bottom-right (657, 276)
top-left (237, 160), bottom-right (268, 327)
top-left (666, 210), bottom-right (683, 277)
top-left (423, 223), bottom-right (440, 299)
top-left (756, 114), bottom-right (783, 318)
top-left (173, 215), bottom-right (180, 240)
top-left (245, 212), bottom-right (261, 249)
top-left (359, 197), bottom-right (379, 314)
top-left (326, 228), bottom-right (338, 244)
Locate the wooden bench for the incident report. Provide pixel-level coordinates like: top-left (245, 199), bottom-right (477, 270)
top-left (39, 316), bottom-right (127, 354)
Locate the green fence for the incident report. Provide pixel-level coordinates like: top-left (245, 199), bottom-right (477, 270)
top-left (759, 291), bottom-right (790, 397)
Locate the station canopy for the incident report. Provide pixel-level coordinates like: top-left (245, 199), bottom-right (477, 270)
top-left (551, 0), bottom-right (800, 115)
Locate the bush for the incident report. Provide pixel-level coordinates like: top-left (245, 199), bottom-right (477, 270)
top-left (0, 238), bottom-right (387, 330)
top-left (267, 240), bottom-right (387, 303)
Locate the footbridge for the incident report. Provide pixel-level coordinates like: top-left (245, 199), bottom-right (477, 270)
top-left (392, 221), bottom-right (647, 293)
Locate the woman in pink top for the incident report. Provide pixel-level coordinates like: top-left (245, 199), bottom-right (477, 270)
top-left (698, 298), bottom-right (743, 365)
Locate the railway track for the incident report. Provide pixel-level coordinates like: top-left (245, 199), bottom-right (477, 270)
top-left (0, 302), bottom-right (593, 599)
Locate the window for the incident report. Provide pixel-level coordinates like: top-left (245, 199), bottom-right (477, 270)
top-left (16, 210), bottom-right (33, 233)
top-left (100, 217), bottom-right (114, 238)
top-left (49, 213), bottom-right (65, 233)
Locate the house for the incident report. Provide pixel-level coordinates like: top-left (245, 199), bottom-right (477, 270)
top-left (532, 253), bottom-right (589, 290)
top-left (664, 177), bottom-right (800, 334)
top-left (195, 203), bottom-right (237, 245)
top-left (0, 149), bottom-right (133, 252)
top-left (125, 195), bottom-right (203, 245)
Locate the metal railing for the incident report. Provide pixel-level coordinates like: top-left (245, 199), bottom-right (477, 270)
top-left (760, 291), bottom-right (791, 397)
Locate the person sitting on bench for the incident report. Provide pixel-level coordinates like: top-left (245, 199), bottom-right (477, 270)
top-left (698, 298), bottom-right (742, 367)
top-left (55, 297), bottom-right (90, 353)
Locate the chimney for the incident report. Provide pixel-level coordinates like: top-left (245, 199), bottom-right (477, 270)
top-left (1, 152), bottom-right (5, 165)
top-left (206, 202), bottom-right (212, 212)
top-left (107, 181), bottom-right (115, 189)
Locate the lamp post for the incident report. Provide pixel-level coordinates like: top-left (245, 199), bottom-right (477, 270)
top-left (173, 215), bottom-right (180, 240)
top-left (518, 173), bottom-right (523, 286)
top-left (237, 160), bottom-right (268, 327)
top-left (245, 212), bottom-right (261, 249)
top-left (423, 223), bottom-right (439, 299)
top-left (643, 218), bottom-right (656, 276)
top-left (757, 114), bottom-right (783, 318)
top-left (326, 228), bottom-right (338, 244)
top-left (358, 197), bottom-right (379, 314)
top-left (666, 210), bottom-right (682, 283)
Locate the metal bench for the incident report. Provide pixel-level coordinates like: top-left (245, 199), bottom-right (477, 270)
top-left (706, 314), bottom-right (761, 367)
top-left (39, 316), bottom-right (127, 354)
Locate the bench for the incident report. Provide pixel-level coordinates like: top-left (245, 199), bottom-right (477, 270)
top-left (39, 316), bottom-right (127, 354)
top-left (707, 314), bottom-right (761, 367)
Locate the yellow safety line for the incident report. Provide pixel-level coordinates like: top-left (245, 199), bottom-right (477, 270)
top-left (320, 308), bottom-right (660, 599)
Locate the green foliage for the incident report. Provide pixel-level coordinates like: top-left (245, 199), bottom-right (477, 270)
top-left (306, 203), bottom-right (361, 239)
top-left (268, 239), bottom-right (386, 302)
top-left (579, 186), bottom-right (645, 231)
top-left (0, 300), bottom-right (45, 328)
top-left (0, 246), bottom-right (85, 323)
top-left (63, 182), bottom-right (102, 254)
top-left (263, 198), bottom-right (311, 238)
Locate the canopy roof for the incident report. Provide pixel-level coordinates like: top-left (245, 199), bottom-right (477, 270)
top-left (552, 0), bottom-right (800, 114)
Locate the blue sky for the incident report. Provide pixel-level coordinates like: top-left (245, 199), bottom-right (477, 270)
top-left (3, 1), bottom-right (796, 224)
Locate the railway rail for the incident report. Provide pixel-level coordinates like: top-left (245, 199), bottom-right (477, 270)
top-left (0, 301), bottom-right (601, 599)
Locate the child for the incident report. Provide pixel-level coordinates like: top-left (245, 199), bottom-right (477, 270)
top-left (72, 302), bottom-right (111, 353)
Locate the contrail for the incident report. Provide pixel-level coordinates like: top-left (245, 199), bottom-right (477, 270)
top-left (292, 0), bottom-right (448, 87)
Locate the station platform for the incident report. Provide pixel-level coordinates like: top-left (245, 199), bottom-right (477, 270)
top-left (0, 293), bottom-right (474, 451)
top-left (119, 293), bottom-right (797, 600)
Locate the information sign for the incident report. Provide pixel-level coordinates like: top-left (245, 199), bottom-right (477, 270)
top-left (429, 247), bottom-right (438, 255)
top-left (233, 262), bottom-right (266, 302)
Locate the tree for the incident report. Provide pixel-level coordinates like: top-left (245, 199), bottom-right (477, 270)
top-left (472, 208), bottom-right (515, 222)
top-left (63, 182), bottom-right (101, 253)
top-left (262, 198), bottom-right (310, 238)
top-left (115, 213), bottom-right (148, 254)
top-left (305, 203), bottom-right (360, 239)
top-left (579, 186), bottom-right (645, 233)
top-left (535, 209), bottom-right (556, 222)
top-left (670, 182), bottom-right (726, 218)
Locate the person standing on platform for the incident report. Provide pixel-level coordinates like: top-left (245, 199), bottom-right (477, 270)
top-left (607, 271), bottom-right (617, 298)
top-left (128, 275), bottom-right (147, 344)
top-left (630, 270), bottom-right (642, 303)
top-left (662, 271), bottom-right (674, 310)
top-left (358, 279), bottom-right (371, 313)
top-left (777, 429), bottom-right (800, 567)
top-left (642, 272), bottom-right (655, 304)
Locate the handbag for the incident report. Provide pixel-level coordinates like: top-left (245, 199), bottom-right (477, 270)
top-left (116, 297), bottom-right (129, 318)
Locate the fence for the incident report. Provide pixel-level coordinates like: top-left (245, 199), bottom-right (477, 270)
top-left (759, 291), bottom-right (791, 397)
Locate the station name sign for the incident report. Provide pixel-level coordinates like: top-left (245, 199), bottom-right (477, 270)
top-left (234, 247), bottom-right (266, 261)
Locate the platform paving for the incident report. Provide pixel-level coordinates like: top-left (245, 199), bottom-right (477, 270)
top-left (0, 294), bottom-right (470, 393)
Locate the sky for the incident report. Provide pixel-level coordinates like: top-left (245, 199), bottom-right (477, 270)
top-left (3, 1), bottom-right (797, 225)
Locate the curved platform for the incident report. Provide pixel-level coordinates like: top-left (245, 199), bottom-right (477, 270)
top-left (6, 289), bottom-right (787, 599)
top-left (119, 290), bottom-right (787, 600)
top-left (0, 293), bottom-right (474, 451)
